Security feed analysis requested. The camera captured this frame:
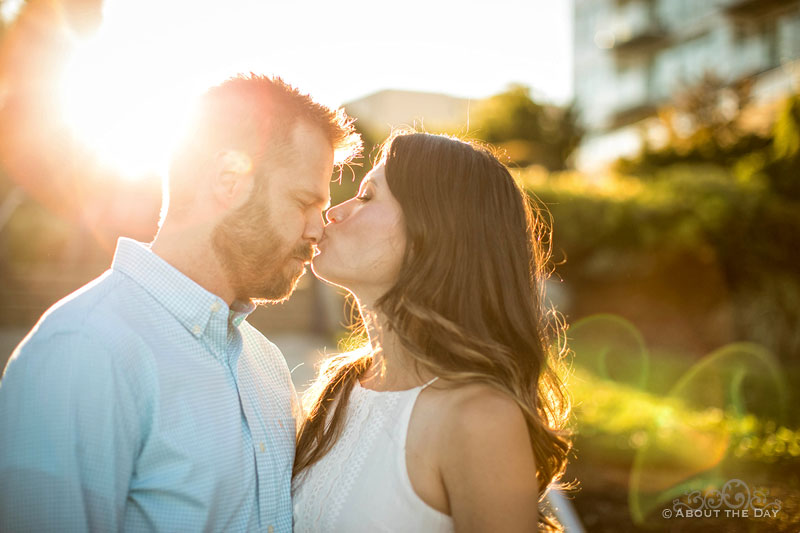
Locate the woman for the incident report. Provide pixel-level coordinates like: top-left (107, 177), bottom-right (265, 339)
top-left (292, 132), bottom-right (571, 532)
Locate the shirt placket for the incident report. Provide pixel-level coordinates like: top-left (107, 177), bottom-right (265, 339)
top-left (237, 363), bottom-right (281, 532)
top-left (203, 311), bottom-right (268, 530)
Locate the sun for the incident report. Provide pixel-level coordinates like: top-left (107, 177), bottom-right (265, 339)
top-left (54, 0), bottom-right (243, 181)
top-left (57, 34), bottom-right (202, 180)
top-left (52, 0), bottom-right (347, 181)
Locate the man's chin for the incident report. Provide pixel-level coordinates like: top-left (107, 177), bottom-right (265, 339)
top-left (249, 266), bottom-right (306, 305)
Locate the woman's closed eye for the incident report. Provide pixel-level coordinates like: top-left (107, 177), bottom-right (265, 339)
top-left (356, 192), bottom-right (371, 202)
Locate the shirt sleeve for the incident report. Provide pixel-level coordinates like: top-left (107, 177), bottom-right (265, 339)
top-left (0, 328), bottom-right (150, 532)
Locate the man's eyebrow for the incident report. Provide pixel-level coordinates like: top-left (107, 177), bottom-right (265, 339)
top-left (299, 190), bottom-right (330, 209)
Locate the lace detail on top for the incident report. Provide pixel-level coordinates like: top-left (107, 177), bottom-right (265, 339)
top-left (292, 384), bottom-right (400, 532)
top-left (293, 378), bottom-right (452, 533)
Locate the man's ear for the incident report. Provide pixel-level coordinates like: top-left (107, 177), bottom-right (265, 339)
top-left (212, 150), bottom-right (255, 209)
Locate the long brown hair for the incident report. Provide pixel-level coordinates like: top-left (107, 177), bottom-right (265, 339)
top-left (295, 131), bottom-right (572, 530)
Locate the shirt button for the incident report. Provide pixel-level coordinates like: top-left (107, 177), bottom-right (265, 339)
top-left (260, 442), bottom-right (266, 453)
top-left (210, 301), bottom-right (221, 313)
top-left (268, 526), bottom-right (274, 533)
top-left (192, 325), bottom-right (202, 335)
top-left (278, 420), bottom-right (284, 428)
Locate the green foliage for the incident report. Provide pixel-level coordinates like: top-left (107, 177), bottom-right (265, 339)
top-left (471, 84), bottom-right (582, 170)
top-left (572, 364), bottom-right (800, 526)
top-left (757, 94), bottom-right (800, 199)
top-left (526, 165), bottom-right (757, 259)
top-left (617, 72), bottom-right (800, 201)
top-left (572, 368), bottom-right (800, 464)
top-left (616, 73), bottom-right (769, 175)
top-left (532, 93), bottom-right (800, 360)
top-left (617, 132), bottom-right (771, 175)
top-left (772, 95), bottom-right (800, 160)
top-left (522, 159), bottom-right (800, 360)
top-left (474, 85), bottom-right (547, 143)
top-left (567, 314), bottom-right (800, 525)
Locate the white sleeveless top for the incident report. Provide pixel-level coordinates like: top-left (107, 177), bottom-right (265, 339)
top-left (292, 378), bottom-right (454, 532)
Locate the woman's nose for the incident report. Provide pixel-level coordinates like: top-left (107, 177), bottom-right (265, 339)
top-left (325, 203), bottom-right (346, 224)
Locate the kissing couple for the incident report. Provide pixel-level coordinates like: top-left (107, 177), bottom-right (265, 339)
top-left (0, 74), bottom-right (571, 532)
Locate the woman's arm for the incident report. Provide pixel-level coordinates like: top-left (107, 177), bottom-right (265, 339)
top-left (440, 386), bottom-right (539, 532)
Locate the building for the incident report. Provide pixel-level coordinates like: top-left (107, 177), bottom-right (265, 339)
top-left (574, 0), bottom-right (800, 168)
top-left (344, 89), bottom-right (471, 137)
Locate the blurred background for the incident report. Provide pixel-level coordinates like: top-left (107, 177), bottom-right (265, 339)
top-left (0, 0), bottom-right (798, 531)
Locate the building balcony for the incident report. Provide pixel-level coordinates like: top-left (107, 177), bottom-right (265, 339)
top-left (608, 102), bottom-right (658, 129)
top-left (723, 0), bottom-right (800, 19)
top-left (610, 23), bottom-right (670, 56)
top-left (599, 0), bottom-right (672, 57)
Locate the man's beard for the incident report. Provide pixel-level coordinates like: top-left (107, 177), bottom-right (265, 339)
top-left (212, 191), bottom-right (313, 304)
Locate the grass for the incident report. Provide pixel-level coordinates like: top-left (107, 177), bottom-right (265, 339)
top-left (568, 365), bottom-right (800, 531)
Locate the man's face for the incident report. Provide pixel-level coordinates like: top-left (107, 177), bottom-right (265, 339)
top-left (212, 121), bottom-right (334, 304)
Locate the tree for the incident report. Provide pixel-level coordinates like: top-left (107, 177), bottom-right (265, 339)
top-left (762, 93), bottom-right (800, 199)
top-left (471, 84), bottom-right (583, 171)
top-left (617, 72), bottom-right (771, 173)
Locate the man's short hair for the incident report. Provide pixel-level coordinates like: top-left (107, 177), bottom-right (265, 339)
top-left (167, 74), bottom-right (361, 213)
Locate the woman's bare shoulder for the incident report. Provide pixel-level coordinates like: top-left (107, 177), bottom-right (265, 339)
top-left (425, 380), bottom-right (539, 529)
top-left (425, 381), bottom-right (529, 443)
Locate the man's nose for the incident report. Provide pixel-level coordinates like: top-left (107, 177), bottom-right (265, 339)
top-left (304, 211), bottom-right (325, 243)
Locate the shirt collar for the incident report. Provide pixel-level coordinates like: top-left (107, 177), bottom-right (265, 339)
top-left (111, 238), bottom-right (255, 338)
top-left (229, 300), bottom-right (256, 328)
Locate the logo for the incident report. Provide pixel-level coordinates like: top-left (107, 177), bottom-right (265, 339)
top-left (663, 479), bottom-right (782, 519)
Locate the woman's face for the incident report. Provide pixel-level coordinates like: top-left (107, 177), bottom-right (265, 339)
top-left (312, 163), bottom-right (407, 300)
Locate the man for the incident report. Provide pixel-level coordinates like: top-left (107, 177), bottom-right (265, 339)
top-left (0, 74), bottom-right (361, 532)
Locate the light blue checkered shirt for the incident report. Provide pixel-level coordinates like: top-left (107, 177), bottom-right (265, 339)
top-left (0, 238), bottom-right (299, 532)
